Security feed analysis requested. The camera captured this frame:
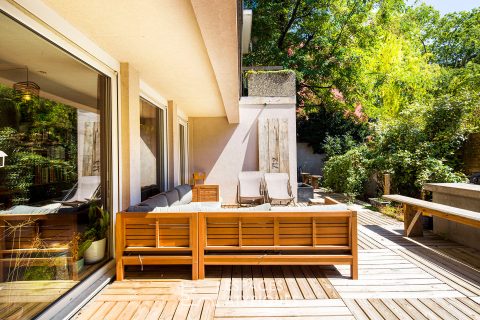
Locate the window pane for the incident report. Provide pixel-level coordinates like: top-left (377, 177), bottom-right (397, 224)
top-left (140, 99), bottom-right (164, 200)
top-left (0, 13), bottom-right (111, 318)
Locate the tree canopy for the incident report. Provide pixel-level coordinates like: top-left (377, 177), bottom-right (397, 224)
top-left (244, 0), bottom-right (480, 197)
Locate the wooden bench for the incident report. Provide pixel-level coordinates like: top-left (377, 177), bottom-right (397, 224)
top-left (383, 194), bottom-right (480, 237)
top-left (198, 207), bottom-right (358, 280)
top-left (115, 211), bottom-right (198, 280)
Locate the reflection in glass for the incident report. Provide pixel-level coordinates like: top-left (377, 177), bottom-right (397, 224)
top-left (0, 12), bottom-right (111, 318)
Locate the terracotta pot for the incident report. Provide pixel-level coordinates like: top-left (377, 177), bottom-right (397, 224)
top-left (84, 238), bottom-right (106, 264)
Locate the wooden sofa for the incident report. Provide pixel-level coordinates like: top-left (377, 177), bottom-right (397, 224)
top-left (198, 202), bottom-right (358, 279)
top-left (115, 211), bottom-right (198, 280)
top-left (116, 197), bottom-right (358, 281)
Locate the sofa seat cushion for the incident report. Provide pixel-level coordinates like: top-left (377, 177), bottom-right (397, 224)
top-left (152, 203), bottom-right (203, 212)
top-left (270, 204), bottom-right (349, 212)
top-left (201, 203), bottom-right (271, 212)
top-left (139, 193), bottom-right (168, 208)
top-left (163, 189), bottom-right (180, 206)
top-left (175, 184), bottom-right (192, 205)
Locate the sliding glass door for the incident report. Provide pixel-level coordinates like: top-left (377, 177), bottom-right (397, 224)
top-left (0, 12), bottom-right (112, 319)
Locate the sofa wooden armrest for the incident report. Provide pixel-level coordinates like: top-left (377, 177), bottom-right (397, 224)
top-left (198, 210), bottom-right (358, 279)
top-left (115, 211), bottom-right (198, 280)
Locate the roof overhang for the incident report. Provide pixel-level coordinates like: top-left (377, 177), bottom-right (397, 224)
top-left (40, 0), bottom-right (240, 120)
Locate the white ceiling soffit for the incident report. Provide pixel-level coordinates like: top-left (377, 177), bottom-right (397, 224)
top-left (42, 0), bottom-right (239, 119)
top-left (190, 0), bottom-right (240, 123)
top-left (242, 9), bottom-right (252, 54)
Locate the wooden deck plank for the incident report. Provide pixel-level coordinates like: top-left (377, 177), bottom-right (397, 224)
top-left (217, 266), bottom-right (232, 301)
top-left (131, 301), bottom-right (154, 320)
top-left (118, 301), bottom-right (140, 320)
top-left (230, 266), bottom-right (242, 301)
top-left (444, 298), bottom-right (480, 320)
top-left (160, 300), bottom-right (179, 319)
top-left (262, 266), bottom-right (280, 300)
top-left (72, 205), bottom-right (480, 319)
top-left (252, 266), bottom-right (267, 300)
top-left (393, 299), bottom-right (428, 320)
top-left (144, 301), bottom-right (166, 320)
top-left (200, 299), bottom-right (215, 320)
top-left (242, 266), bottom-right (254, 300)
top-left (281, 265), bottom-right (303, 299)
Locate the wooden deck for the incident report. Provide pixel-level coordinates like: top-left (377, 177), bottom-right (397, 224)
top-left (74, 204), bottom-right (480, 319)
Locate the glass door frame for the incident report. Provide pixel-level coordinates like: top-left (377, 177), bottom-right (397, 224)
top-left (0, 2), bottom-right (120, 319)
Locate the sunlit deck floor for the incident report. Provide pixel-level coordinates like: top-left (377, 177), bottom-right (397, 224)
top-left (75, 201), bottom-right (480, 319)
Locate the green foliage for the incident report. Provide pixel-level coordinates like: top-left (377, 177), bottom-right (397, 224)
top-left (426, 8), bottom-right (480, 68)
top-left (23, 266), bottom-right (55, 281)
top-left (323, 146), bottom-right (370, 197)
top-left (84, 205), bottom-right (110, 242)
top-left (324, 97), bottom-right (470, 197)
top-left (297, 105), bottom-right (370, 154)
top-left (0, 84), bottom-right (77, 205)
top-left (245, 1), bottom-right (480, 199)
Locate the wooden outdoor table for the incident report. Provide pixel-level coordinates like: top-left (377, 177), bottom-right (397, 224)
top-left (310, 175), bottom-right (321, 189)
top-left (300, 173), bottom-right (311, 184)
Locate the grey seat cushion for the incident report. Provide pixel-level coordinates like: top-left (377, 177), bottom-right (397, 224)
top-left (175, 184), bottom-right (192, 205)
top-left (139, 193), bottom-right (168, 208)
top-left (126, 205), bottom-right (153, 212)
top-left (164, 189), bottom-right (180, 206)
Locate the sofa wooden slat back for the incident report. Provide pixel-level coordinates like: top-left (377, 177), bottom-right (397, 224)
top-left (198, 210), bottom-right (358, 280)
top-left (116, 212), bottom-right (198, 280)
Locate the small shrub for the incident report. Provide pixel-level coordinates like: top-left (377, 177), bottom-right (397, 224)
top-left (323, 146), bottom-right (369, 197)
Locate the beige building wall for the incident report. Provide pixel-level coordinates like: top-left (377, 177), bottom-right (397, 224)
top-left (120, 62), bottom-right (141, 209)
top-left (190, 96), bottom-right (297, 204)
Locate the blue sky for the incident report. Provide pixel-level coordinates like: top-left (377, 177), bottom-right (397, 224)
top-left (407, 0), bottom-right (479, 15)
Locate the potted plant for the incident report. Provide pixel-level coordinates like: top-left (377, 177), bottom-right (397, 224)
top-left (70, 232), bottom-right (90, 272)
top-left (83, 205), bottom-right (110, 264)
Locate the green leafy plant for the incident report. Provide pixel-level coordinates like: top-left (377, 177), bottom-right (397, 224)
top-left (83, 205), bottom-right (110, 244)
top-left (70, 232), bottom-right (91, 261)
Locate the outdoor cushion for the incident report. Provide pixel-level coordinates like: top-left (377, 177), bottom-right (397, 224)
top-left (175, 184), bottom-right (192, 205)
top-left (126, 205), bottom-right (153, 212)
top-left (139, 193), bottom-right (168, 208)
top-left (152, 203), bottom-right (203, 212)
top-left (270, 204), bottom-right (349, 212)
top-left (163, 189), bottom-right (180, 206)
top-left (0, 203), bottom-right (62, 215)
top-left (201, 203), bottom-right (271, 212)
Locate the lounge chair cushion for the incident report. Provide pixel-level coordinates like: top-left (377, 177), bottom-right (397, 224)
top-left (270, 204), bottom-right (349, 212)
top-left (126, 205), bottom-right (154, 212)
top-left (0, 203), bottom-right (62, 214)
top-left (238, 171), bottom-right (264, 198)
top-left (175, 184), bottom-right (192, 205)
top-left (164, 190), bottom-right (180, 206)
top-left (139, 194), bottom-right (169, 208)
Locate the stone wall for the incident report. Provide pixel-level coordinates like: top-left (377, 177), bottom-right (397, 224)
top-left (463, 133), bottom-right (480, 174)
top-left (247, 70), bottom-right (296, 97)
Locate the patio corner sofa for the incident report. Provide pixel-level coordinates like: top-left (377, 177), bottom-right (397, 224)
top-left (116, 189), bottom-right (358, 281)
